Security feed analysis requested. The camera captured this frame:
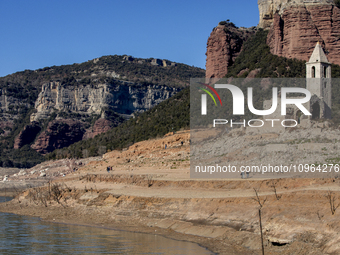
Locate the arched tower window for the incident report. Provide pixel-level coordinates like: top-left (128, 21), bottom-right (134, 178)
top-left (312, 66), bottom-right (316, 78)
top-left (324, 66), bottom-right (327, 78)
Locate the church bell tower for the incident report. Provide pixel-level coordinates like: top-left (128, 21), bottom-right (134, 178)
top-left (306, 42), bottom-right (331, 119)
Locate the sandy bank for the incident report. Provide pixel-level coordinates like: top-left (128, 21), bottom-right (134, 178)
top-left (1, 131), bottom-right (340, 254)
top-left (1, 174), bottom-right (338, 254)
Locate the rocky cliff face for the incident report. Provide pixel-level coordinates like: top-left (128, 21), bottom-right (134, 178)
top-left (0, 89), bottom-right (29, 112)
top-left (258, 0), bottom-right (334, 28)
top-left (31, 119), bottom-right (85, 154)
top-left (14, 122), bottom-right (41, 149)
top-left (0, 54), bottom-right (203, 167)
top-left (83, 118), bottom-right (113, 139)
top-left (31, 81), bottom-right (180, 121)
top-left (0, 89), bottom-right (29, 137)
top-left (206, 1), bottom-right (340, 79)
top-left (267, 4), bottom-right (340, 65)
top-left (26, 80), bottom-right (180, 154)
top-left (205, 23), bottom-right (256, 79)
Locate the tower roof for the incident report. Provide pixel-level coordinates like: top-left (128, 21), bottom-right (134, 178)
top-left (308, 42), bottom-right (330, 64)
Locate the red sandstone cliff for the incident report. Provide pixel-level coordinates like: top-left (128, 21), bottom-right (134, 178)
top-left (267, 5), bottom-right (340, 65)
top-left (205, 23), bottom-right (256, 79)
top-left (31, 119), bottom-right (85, 154)
top-left (14, 122), bottom-right (41, 149)
top-left (83, 118), bottom-right (113, 139)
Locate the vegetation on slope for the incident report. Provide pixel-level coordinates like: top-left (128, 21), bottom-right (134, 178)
top-left (47, 29), bottom-right (340, 160)
top-left (3, 28), bottom-right (340, 165)
top-left (225, 29), bottom-right (306, 78)
top-left (0, 55), bottom-right (204, 93)
top-left (225, 29), bottom-right (340, 124)
top-left (46, 88), bottom-right (190, 159)
top-left (0, 56), bottom-right (203, 167)
top-left (335, 0), bottom-right (340, 9)
top-left (0, 107), bottom-right (45, 168)
top-left (226, 28), bottom-right (340, 79)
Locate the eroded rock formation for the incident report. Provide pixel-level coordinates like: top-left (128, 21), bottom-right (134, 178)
top-left (31, 119), bottom-right (85, 154)
top-left (205, 24), bottom-right (256, 79)
top-left (14, 122), bottom-right (41, 149)
top-left (31, 81), bottom-right (180, 122)
top-left (83, 118), bottom-right (114, 139)
top-left (258, 0), bottom-right (334, 29)
top-left (267, 4), bottom-right (340, 65)
top-left (206, 1), bottom-right (340, 79)
top-left (11, 79), bottom-right (180, 154)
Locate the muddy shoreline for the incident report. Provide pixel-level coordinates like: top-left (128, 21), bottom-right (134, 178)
top-left (0, 129), bottom-right (339, 254)
top-left (0, 201), bottom-right (237, 255)
top-left (0, 176), bottom-right (333, 255)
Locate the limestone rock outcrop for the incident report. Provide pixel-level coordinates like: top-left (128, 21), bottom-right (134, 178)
top-left (31, 119), bottom-right (85, 154)
top-left (205, 24), bottom-right (256, 79)
top-left (14, 122), bottom-right (41, 149)
top-left (31, 81), bottom-right (180, 122)
top-left (267, 4), bottom-right (340, 65)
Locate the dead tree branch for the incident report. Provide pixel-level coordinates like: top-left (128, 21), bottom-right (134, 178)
top-left (252, 187), bottom-right (267, 209)
top-left (325, 190), bottom-right (340, 215)
top-left (270, 181), bottom-right (282, 200)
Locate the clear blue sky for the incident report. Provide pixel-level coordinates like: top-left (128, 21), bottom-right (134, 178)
top-left (0, 0), bottom-right (259, 77)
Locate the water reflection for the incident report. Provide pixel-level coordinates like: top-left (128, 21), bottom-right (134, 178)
top-left (0, 197), bottom-right (213, 255)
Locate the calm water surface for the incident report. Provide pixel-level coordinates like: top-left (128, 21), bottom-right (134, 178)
top-left (0, 197), bottom-right (213, 255)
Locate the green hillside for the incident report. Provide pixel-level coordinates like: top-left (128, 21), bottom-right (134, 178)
top-left (46, 87), bottom-right (190, 160)
top-left (225, 29), bottom-right (340, 79)
top-left (225, 29), bottom-right (306, 78)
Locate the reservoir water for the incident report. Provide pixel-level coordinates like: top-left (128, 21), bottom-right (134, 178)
top-left (0, 197), bottom-right (213, 254)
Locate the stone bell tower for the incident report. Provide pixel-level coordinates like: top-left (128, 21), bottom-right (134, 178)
top-left (306, 42), bottom-right (331, 119)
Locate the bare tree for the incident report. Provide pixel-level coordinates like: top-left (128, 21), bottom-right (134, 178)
top-left (50, 183), bottom-right (65, 207)
top-left (325, 190), bottom-right (339, 215)
top-left (37, 187), bottom-right (48, 207)
top-left (258, 208), bottom-right (265, 255)
top-left (252, 187), bottom-right (267, 209)
top-left (28, 187), bottom-right (39, 205)
top-left (28, 187), bottom-right (48, 207)
top-left (252, 187), bottom-right (267, 255)
top-left (270, 180), bottom-right (282, 200)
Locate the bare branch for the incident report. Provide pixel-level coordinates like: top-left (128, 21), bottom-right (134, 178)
top-left (252, 187), bottom-right (267, 209)
top-left (325, 190), bottom-right (340, 215)
top-left (270, 180), bottom-right (282, 200)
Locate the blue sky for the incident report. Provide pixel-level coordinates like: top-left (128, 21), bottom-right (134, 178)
top-left (0, 0), bottom-right (259, 77)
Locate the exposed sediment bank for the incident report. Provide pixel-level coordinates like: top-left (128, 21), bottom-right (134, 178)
top-left (1, 174), bottom-right (339, 254)
top-left (2, 130), bottom-right (340, 254)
